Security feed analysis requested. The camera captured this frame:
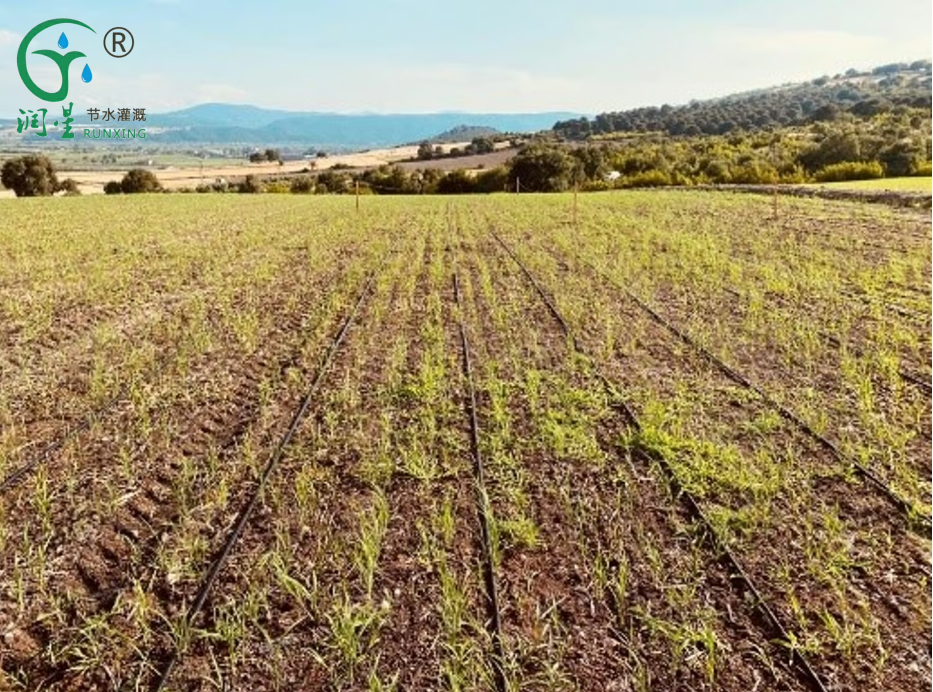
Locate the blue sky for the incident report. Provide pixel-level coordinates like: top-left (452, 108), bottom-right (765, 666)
top-left (0, 0), bottom-right (929, 116)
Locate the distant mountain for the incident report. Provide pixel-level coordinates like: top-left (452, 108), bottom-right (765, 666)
top-left (117, 105), bottom-right (580, 148)
top-left (154, 104), bottom-right (299, 129)
top-left (554, 60), bottom-right (932, 138)
top-left (425, 124), bottom-right (502, 143)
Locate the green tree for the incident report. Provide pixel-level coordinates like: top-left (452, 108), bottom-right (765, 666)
top-left (316, 170), bottom-right (350, 193)
top-left (878, 140), bottom-right (922, 176)
top-left (264, 148), bottom-right (282, 164)
top-left (1, 154), bottom-right (59, 197)
top-left (417, 141), bottom-right (434, 160)
top-left (508, 144), bottom-right (577, 192)
top-left (290, 175), bottom-right (314, 193)
top-left (57, 178), bottom-right (81, 195)
top-left (799, 132), bottom-right (862, 172)
top-left (571, 146), bottom-right (608, 180)
top-left (238, 174), bottom-right (263, 193)
top-left (470, 137), bottom-right (495, 154)
top-left (474, 166), bottom-right (509, 193)
top-left (120, 168), bottom-right (162, 193)
top-left (436, 170), bottom-right (474, 194)
top-left (363, 165), bottom-right (411, 194)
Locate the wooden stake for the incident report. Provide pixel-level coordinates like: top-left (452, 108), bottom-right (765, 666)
top-left (573, 181), bottom-right (578, 229)
top-left (515, 177), bottom-right (520, 194)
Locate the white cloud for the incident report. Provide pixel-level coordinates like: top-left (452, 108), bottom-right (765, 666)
top-left (259, 62), bottom-right (594, 113)
top-left (0, 28), bottom-right (19, 46)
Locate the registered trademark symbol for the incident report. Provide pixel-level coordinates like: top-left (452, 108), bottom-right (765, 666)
top-left (103, 27), bottom-right (134, 57)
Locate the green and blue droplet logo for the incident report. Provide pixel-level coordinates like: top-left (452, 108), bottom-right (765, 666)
top-left (17, 19), bottom-right (96, 102)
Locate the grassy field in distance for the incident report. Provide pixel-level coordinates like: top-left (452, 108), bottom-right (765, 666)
top-left (812, 176), bottom-right (932, 192)
top-left (0, 191), bottom-right (929, 691)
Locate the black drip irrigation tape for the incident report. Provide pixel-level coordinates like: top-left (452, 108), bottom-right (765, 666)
top-left (716, 286), bottom-right (933, 396)
top-left (452, 271), bottom-right (508, 692)
top-left (821, 332), bottom-right (931, 397)
top-left (0, 234), bottom-right (350, 496)
top-left (151, 262), bottom-right (383, 692)
top-left (0, 389), bottom-right (125, 492)
top-left (1, 373), bottom-right (157, 494)
top-left (571, 252), bottom-right (930, 532)
top-left (490, 230), bottom-right (832, 692)
top-left (490, 233), bottom-right (639, 430)
top-left (719, 285), bottom-right (931, 397)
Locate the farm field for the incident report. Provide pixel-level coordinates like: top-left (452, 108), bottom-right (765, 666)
top-left (0, 140), bottom-right (501, 197)
top-left (813, 177), bottom-right (933, 192)
top-left (0, 191), bottom-right (930, 691)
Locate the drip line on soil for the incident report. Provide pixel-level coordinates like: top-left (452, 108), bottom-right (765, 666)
top-left (490, 229), bottom-right (832, 692)
top-left (570, 250), bottom-right (930, 532)
top-left (452, 269), bottom-right (508, 692)
top-left (151, 259), bottom-right (384, 692)
top-left (719, 285), bottom-right (932, 397)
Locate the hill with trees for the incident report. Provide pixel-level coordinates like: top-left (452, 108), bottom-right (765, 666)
top-left (425, 124), bottom-right (502, 143)
top-left (554, 61), bottom-right (931, 138)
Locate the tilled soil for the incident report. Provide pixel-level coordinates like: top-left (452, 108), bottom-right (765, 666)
top-left (1, 194), bottom-right (928, 692)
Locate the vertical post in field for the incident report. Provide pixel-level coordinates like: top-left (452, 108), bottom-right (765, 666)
top-left (356, 180), bottom-right (360, 212)
top-left (515, 177), bottom-right (520, 194)
top-left (573, 181), bottom-right (578, 230)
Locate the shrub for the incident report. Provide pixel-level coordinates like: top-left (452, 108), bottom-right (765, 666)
top-left (469, 137), bottom-right (495, 155)
top-left (799, 133), bottom-right (861, 172)
top-left (474, 167), bottom-right (509, 193)
top-left (417, 141), bottom-right (434, 161)
top-left (670, 170), bottom-right (693, 186)
top-left (912, 161), bottom-right (932, 176)
top-left (265, 181), bottom-right (290, 193)
top-left (316, 170), bottom-right (351, 192)
top-left (238, 175), bottom-right (263, 193)
top-left (730, 161), bottom-right (780, 185)
top-left (813, 161), bottom-right (884, 182)
top-left (619, 169), bottom-right (672, 188)
top-left (878, 142), bottom-right (922, 177)
top-left (779, 166), bottom-right (808, 184)
top-left (1, 154), bottom-right (59, 196)
top-left (290, 176), bottom-right (314, 193)
top-left (56, 178), bottom-right (81, 195)
top-left (508, 144), bottom-right (576, 192)
top-left (103, 180), bottom-right (123, 195)
top-left (436, 170), bottom-right (474, 194)
top-left (120, 168), bottom-right (162, 193)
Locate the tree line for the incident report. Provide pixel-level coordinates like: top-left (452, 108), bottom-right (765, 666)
top-left (554, 63), bottom-right (931, 138)
top-left (2, 103), bottom-right (928, 197)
